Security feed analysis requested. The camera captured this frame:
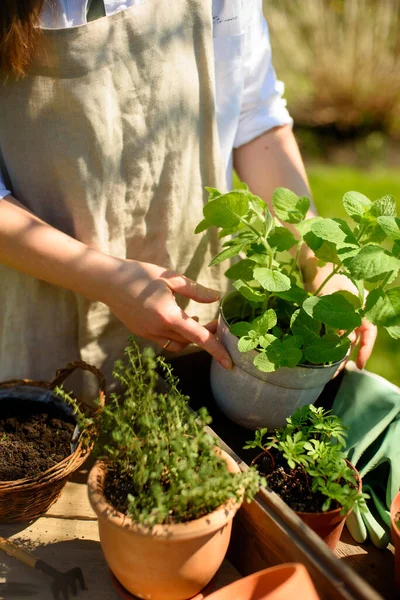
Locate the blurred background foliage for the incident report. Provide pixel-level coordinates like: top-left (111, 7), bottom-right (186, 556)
top-left (262, 0), bottom-right (400, 384)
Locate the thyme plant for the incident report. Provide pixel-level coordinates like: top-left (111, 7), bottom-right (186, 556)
top-left (196, 186), bottom-right (400, 372)
top-left (244, 404), bottom-right (367, 513)
top-left (58, 341), bottom-right (262, 526)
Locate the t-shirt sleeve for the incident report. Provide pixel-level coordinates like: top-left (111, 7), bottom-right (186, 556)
top-left (0, 171), bottom-right (11, 200)
top-left (233, 1), bottom-right (293, 149)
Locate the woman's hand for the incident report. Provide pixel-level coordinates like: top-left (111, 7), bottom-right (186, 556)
top-left (303, 261), bottom-right (377, 370)
top-left (102, 259), bottom-right (233, 369)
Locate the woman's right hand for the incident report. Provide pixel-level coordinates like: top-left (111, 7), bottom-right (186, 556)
top-left (102, 259), bottom-right (233, 369)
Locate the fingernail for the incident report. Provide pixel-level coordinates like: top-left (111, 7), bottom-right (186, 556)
top-left (221, 358), bottom-right (232, 370)
top-left (207, 289), bottom-right (221, 300)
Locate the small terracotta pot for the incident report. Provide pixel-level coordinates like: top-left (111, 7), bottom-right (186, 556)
top-left (88, 449), bottom-right (242, 600)
top-left (390, 491), bottom-right (400, 592)
top-left (252, 451), bottom-right (361, 550)
top-left (204, 563), bottom-right (319, 600)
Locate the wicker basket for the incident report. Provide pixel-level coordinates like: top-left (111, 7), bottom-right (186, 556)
top-left (0, 361), bottom-right (105, 523)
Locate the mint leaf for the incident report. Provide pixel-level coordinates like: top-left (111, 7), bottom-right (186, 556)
top-left (369, 195), bottom-right (397, 218)
top-left (205, 187), bottom-right (223, 200)
top-left (209, 241), bottom-right (248, 266)
top-left (233, 280), bottom-right (265, 303)
top-left (259, 334), bottom-right (278, 348)
top-left (347, 246), bottom-right (400, 282)
top-left (302, 293), bottom-right (362, 330)
top-left (282, 335), bottom-right (304, 350)
top-left (194, 219), bottom-right (209, 234)
top-left (251, 309), bottom-right (277, 334)
top-left (377, 216), bottom-right (400, 241)
top-left (238, 336), bottom-right (258, 353)
top-left (364, 287), bottom-right (400, 327)
top-left (274, 285), bottom-right (309, 305)
top-left (272, 188), bottom-right (310, 224)
top-left (386, 326), bottom-right (400, 339)
top-left (253, 352), bottom-right (276, 372)
top-left (230, 321), bottom-right (253, 337)
top-left (333, 290), bottom-right (362, 309)
top-left (342, 191), bottom-right (372, 222)
top-left (224, 259), bottom-right (256, 281)
top-left (290, 309), bottom-right (322, 342)
top-left (253, 267), bottom-right (291, 292)
top-left (308, 219), bottom-right (347, 244)
top-left (268, 227), bottom-right (297, 251)
top-left (203, 190), bottom-right (249, 228)
top-left (303, 334), bottom-right (350, 364)
top-left (304, 232), bottom-right (340, 264)
top-left (393, 242), bottom-right (400, 258)
top-left (282, 348), bottom-right (303, 367)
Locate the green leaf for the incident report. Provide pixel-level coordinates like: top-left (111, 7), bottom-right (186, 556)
top-left (194, 219), bottom-right (209, 234)
top-left (224, 259), bottom-right (255, 280)
top-left (385, 326), bottom-right (400, 340)
top-left (282, 347), bottom-right (303, 368)
top-left (303, 334), bottom-right (350, 364)
top-left (272, 188), bottom-right (310, 224)
top-left (251, 309), bottom-right (277, 334)
top-left (238, 336), bottom-right (258, 353)
top-left (203, 191), bottom-right (249, 228)
top-left (290, 309), bottom-right (322, 342)
top-left (229, 321), bottom-right (253, 337)
top-left (308, 219), bottom-right (347, 244)
top-left (205, 187), bottom-right (223, 200)
top-left (253, 267), bottom-right (291, 292)
top-left (253, 352), bottom-right (276, 372)
top-left (342, 191), bottom-right (372, 222)
top-left (259, 334), bottom-right (278, 348)
top-left (304, 232), bottom-right (340, 264)
top-left (364, 287), bottom-right (400, 327)
top-left (268, 227), bottom-right (297, 251)
top-left (274, 285), bottom-right (309, 305)
top-left (302, 293), bottom-right (362, 330)
top-left (233, 280), bottom-right (265, 303)
top-left (282, 335), bottom-right (304, 350)
top-left (369, 195), bottom-right (397, 218)
top-left (377, 216), bottom-right (400, 241)
top-left (393, 242), bottom-right (400, 259)
top-left (209, 241), bottom-right (247, 266)
top-left (333, 290), bottom-right (362, 310)
top-left (347, 246), bottom-right (400, 282)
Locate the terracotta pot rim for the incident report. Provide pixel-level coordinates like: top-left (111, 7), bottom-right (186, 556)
top-left (88, 448), bottom-right (242, 540)
top-left (220, 291), bottom-right (347, 370)
top-left (390, 491), bottom-right (400, 541)
top-left (252, 450), bottom-right (361, 517)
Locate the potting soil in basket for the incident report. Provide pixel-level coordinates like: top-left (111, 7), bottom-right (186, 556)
top-left (0, 402), bottom-right (75, 480)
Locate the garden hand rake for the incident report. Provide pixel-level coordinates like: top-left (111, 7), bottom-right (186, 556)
top-left (0, 534), bottom-right (87, 600)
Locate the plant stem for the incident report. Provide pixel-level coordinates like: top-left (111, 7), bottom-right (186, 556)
top-left (238, 216), bottom-right (273, 266)
top-left (379, 271), bottom-right (393, 290)
top-left (289, 240), bottom-right (302, 277)
top-left (313, 264), bottom-right (342, 296)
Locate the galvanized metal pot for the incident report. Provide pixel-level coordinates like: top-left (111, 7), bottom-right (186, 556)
top-left (210, 292), bottom-right (345, 430)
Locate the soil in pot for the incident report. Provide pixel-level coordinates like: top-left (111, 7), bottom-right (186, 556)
top-left (0, 400), bottom-right (75, 480)
top-left (254, 449), bottom-right (341, 513)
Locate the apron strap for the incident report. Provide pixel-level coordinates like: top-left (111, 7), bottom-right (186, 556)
top-left (86, 0), bottom-right (106, 22)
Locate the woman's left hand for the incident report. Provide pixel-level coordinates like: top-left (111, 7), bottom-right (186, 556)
top-left (304, 264), bottom-right (377, 370)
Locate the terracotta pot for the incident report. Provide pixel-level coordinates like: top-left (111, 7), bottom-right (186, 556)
top-left (88, 449), bottom-right (242, 600)
top-left (390, 491), bottom-right (400, 591)
top-left (204, 563), bottom-right (319, 600)
top-left (252, 452), bottom-right (361, 550)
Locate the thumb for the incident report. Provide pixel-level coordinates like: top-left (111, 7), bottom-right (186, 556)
top-left (161, 272), bottom-right (221, 304)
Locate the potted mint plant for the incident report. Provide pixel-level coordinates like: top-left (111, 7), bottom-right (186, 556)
top-left (196, 186), bottom-right (400, 429)
top-left (63, 341), bottom-right (262, 600)
top-left (244, 404), bottom-right (365, 549)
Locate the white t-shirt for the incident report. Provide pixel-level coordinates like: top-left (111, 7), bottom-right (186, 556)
top-left (0, 0), bottom-right (292, 198)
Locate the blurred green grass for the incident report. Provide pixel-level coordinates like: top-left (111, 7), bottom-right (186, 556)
top-left (233, 165), bottom-right (400, 386)
top-left (308, 165), bottom-right (400, 386)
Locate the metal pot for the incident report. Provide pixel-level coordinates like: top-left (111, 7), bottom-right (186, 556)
top-left (210, 292), bottom-right (345, 430)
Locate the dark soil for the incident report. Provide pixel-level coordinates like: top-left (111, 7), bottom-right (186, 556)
top-left (104, 466), bottom-right (134, 516)
top-left (255, 450), bottom-right (340, 513)
top-left (0, 406), bottom-right (75, 481)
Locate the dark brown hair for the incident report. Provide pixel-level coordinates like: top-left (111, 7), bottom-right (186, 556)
top-left (0, 0), bottom-right (45, 79)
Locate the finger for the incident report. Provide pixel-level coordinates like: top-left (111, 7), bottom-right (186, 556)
top-left (203, 319), bottom-right (218, 334)
top-left (161, 271), bottom-right (221, 304)
top-left (172, 310), bottom-right (232, 369)
top-left (355, 322), bottom-right (378, 369)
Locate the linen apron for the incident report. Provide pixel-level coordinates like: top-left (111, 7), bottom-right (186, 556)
top-left (0, 0), bottom-right (227, 393)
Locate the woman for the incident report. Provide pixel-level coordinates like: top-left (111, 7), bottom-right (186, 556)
top-left (0, 0), bottom-right (376, 391)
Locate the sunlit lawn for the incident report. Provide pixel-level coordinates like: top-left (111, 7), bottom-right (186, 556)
top-left (234, 165), bottom-right (400, 386)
